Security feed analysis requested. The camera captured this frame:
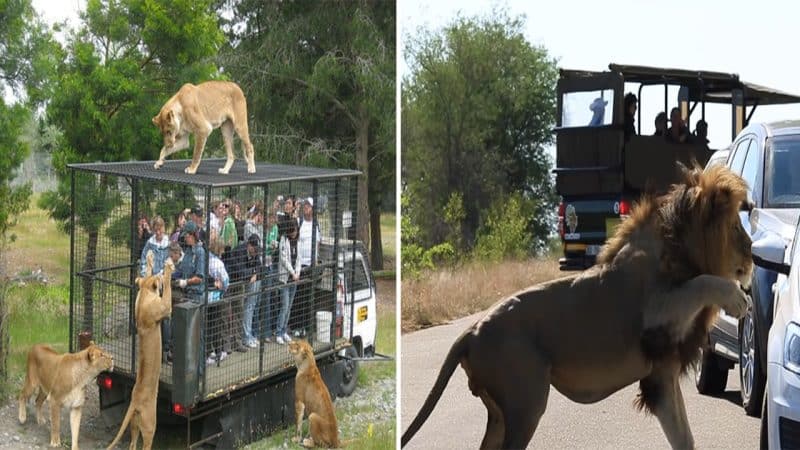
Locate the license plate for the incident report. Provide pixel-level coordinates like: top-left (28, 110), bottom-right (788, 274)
top-left (357, 306), bottom-right (368, 323)
top-left (586, 245), bottom-right (601, 256)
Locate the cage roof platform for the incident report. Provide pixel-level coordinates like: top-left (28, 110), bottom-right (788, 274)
top-left (68, 158), bottom-right (361, 187)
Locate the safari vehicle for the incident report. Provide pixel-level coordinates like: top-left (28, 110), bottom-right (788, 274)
top-left (555, 63), bottom-right (800, 270)
top-left (65, 159), bottom-right (383, 448)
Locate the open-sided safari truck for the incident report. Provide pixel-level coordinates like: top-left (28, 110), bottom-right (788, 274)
top-left (555, 63), bottom-right (800, 270)
top-left (66, 159), bottom-right (383, 448)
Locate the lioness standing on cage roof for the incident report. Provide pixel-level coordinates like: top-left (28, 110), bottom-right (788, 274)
top-left (152, 81), bottom-right (256, 175)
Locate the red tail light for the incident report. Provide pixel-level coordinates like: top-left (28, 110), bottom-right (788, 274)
top-left (98, 375), bottom-right (113, 390)
top-left (172, 403), bottom-right (186, 415)
top-left (557, 202), bottom-right (565, 239)
top-left (619, 200), bottom-right (630, 216)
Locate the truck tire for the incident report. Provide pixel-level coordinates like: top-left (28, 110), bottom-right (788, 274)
top-left (740, 306), bottom-right (766, 417)
top-left (695, 347), bottom-right (728, 395)
top-left (338, 346), bottom-right (359, 397)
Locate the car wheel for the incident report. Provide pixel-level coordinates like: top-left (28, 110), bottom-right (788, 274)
top-left (695, 347), bottom-right (729, 395)
top-left (338, 346), bottom-right (359, 397)
top-left (740, 306), bottom-right (766, 417)
top-left (760, 385), bottom-right (769, 450)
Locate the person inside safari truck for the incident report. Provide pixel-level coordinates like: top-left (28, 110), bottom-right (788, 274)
top-left (666, 107), bottom-right (690, 143)
top-left (623, 92), bottom-right (637, 139)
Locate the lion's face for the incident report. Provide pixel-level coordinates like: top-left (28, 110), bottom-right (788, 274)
top-left (152, 110), bottom-right (180, 149)
top-left (683, 165), bottom-right (754, 287)
top-left (86, 343), bottom-right (114, 372)
top-left (288, 340), bottom-right (314, 366)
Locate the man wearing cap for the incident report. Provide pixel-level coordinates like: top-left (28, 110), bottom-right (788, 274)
top-left (189, 206), bottom-right (206, 244)
top-left (175, 221), bottom-right (206, 303)
top-left (295, 197), bottom-right (321, 336)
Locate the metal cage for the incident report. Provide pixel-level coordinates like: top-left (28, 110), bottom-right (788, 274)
top-left (67, 158), bottom-right (361, 406)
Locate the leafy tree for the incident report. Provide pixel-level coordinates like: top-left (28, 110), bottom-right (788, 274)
top-left (218, 0), bottom-right (395, 268)
top-left (39, 0), bottom-right (223, 334)
top-left (403, 10), bottom-right (558, 255)
top-left (0, 0), bottom-right (58, 385)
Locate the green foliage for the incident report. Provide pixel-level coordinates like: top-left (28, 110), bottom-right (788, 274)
top-left (401, 192), bottom-right (456, 278)
top-left (40, 0), bottom-right (223, 232)
top-left (403, 8), bottom-right (558, 254)
top-left (219, 0), bottom-right (396, 255)
top-left (473, 193), bottom-right (533, 262)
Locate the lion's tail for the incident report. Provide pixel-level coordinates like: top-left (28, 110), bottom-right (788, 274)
top-left (400, 332), bottom-right (469, 448)
top-left (106, 402), bottom-right (136, 450)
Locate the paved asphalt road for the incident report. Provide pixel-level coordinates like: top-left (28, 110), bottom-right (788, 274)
top-left (401, 312), bottom-right (760, 449)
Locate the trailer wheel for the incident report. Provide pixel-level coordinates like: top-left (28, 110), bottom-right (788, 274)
top-left (338, 346), bottom-right (359, 397)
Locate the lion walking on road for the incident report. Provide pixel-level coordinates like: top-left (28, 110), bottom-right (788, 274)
top-left (402, 165), bottom-right (754, 449)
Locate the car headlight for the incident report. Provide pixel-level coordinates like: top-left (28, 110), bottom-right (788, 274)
top-left (785, 322), bottom-right (800, 374)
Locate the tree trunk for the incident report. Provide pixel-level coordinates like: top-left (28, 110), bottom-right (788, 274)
top-left (355, 105), bottom-right (370, 252)
top-left (369, 209), bottom-right (384, 270)
top-left (82, 228), bottom-right (99, 333)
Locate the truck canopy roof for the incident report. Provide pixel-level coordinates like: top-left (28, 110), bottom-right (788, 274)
top-left (560, 63), bottom-right (800, 106)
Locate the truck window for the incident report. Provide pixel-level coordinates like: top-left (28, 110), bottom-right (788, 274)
top-left (345, 259), bottom-right (370, 292)
top-left (561, 90), bottom-right (614, 127)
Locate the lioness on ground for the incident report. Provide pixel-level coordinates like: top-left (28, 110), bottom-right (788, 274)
top-left (289, 340), bottom-right (342, 448)
top-left (18, 342), bottom-right (114, 450)
top-left (152, 80), bottom-right (256, 175)
top-left (107, 251), bottom-right (174, 450)
top-left (402, 165), bottom-right (754, 450)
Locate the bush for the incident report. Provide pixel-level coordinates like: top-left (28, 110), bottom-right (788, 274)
top-left (473, 193), bottom-right (533, 262)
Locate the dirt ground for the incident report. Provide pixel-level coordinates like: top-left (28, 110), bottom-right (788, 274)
top-left (0, 277), bottom-right (397, 449)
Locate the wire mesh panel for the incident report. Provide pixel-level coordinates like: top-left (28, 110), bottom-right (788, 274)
top-left (69, 159), bottom-right (360, 404)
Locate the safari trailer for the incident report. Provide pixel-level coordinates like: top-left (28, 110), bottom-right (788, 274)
top-left (554, 63), bottom-right (800, 270)
top-left (66, 159), bottom-right (383, 448)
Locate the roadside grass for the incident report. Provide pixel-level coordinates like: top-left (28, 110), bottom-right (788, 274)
top-left (401, 256), bottom-right (564, 332)
top-left (4, 195), bottom-right (70, 285)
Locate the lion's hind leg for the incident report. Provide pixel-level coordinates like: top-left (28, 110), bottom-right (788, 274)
top-left (233, 118), bottom-right (255, 174)
top-left (34, 390), bottom-right (47, 424)
top-left (17, 373), bottom-right (37, 424)
top-left (218, 121), bottom-right (235, 175)
top-left (478, 390), bottom-right (505, 450)
top-left (470, 339), bottom-right (550, 449)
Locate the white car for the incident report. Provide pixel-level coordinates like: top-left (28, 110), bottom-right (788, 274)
top-left (756, 214), bottom-right (800, 449)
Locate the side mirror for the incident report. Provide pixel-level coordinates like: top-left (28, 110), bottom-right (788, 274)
top-left (751, 231), bottom-right (790, 275)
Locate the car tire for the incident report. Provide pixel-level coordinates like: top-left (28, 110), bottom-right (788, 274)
top-left (338, 346), bottom-right (359, 397)
top-left (740, 305), bottom-right (766, 417)
top-left (760, 385), bottom-right (769, 450)
top-left (695, 347), bottom-right (729, 395)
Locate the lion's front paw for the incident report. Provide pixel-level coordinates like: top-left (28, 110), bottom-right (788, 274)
top-left (302, 437), bottom-right (315, 448)
top-left (184, 166), bottom-right (197, 175)
top-left (18, 407), bottom-right (26, 424)
top-left (725, 287), bottom-right (750, 319)
top-left (247, 164), bottom-right (256, 174)
top-left (154, 160), bottom-right (164, 169)
top-left (49, 438), bottom-right (60, 447)
top-left (218, 167), bottom-right (229, 175)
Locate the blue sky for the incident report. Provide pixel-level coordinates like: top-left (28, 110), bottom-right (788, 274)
top-left (400, 0), bottom-right (800, 149)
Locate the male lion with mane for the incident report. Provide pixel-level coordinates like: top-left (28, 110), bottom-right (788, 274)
top-left (18, 342), bottom-right (113, 450)
top-left (402, 165), bottom-right (753, 449)
top-left (152, 80), bottom-right (256, 175)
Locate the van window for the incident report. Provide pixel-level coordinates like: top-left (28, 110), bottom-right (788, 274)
top-left (561, 90), bottom-right (614, 127)
top-left (766, 135), bottom-right (800, 207)
top-left (344, 259), bottom-right (370, 292)
top-left (740, 141), bottom-right (761, 203)
top-left (729, 138), bottom-right (751, 175)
